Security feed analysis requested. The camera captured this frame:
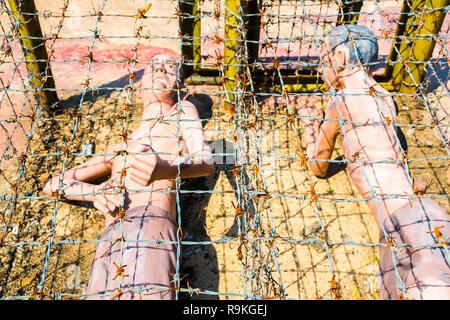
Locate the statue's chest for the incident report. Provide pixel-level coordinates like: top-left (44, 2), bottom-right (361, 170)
top-left (131, 122), bottom-right (186, 154)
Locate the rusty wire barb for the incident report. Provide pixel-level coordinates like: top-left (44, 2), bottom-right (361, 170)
top-left (426, 225), bottom-right (448, 246)
top-left (329, 276), bottom-right (342, 300)
top-left (112, 262), bottom-right (128, 281)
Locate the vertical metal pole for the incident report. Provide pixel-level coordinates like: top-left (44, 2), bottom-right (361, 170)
top-left (391, 0), bottom-right (424, 89)
top-left (399, 0), bottom-right (448, 93)
top-left (192, 0), bottom-right (201, 72)
top-left (180, 0), bottom-right (201, 77)
top-left (384, 0), bottom-right (411, 83)
top-left (7, 0), bottom-right (59, 110)
top-left (386, 0), bottom-right (449, 92)
top-left (224, 0), bottom-right (240, 111)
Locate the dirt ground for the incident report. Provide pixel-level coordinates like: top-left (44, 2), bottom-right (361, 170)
top-left (0, 0), bottom-right (449, 300)
top-left (0, 88), bottom-right (448, 300)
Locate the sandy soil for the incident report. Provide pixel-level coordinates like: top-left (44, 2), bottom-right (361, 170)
top-left (0, 0), bottom-right (448, 300)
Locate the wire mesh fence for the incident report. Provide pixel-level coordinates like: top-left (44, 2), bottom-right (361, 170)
top-left (0, 0), bottom-right (448, 300)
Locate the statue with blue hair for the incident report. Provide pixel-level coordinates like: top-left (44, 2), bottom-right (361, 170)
top-left (296, 24), bottom-right (450, 300)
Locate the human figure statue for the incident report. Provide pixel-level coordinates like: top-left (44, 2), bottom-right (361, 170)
top-left (44, 53), bottom-right (215, 299)
top-left (295, 24), bottom-right (450, 300)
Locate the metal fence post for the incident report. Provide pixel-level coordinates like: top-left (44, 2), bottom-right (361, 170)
top-left (224, 0), bottom-right (241, 111)
top-left (7, 0), bottom-right (59, 111)
top-left (390, 0), bottom-right (448, 92)
top-left (399, 0), bottom-right (448, 93)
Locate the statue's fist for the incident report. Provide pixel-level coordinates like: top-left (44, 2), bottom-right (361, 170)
top-left (128, 143), bottom-right (158, 186)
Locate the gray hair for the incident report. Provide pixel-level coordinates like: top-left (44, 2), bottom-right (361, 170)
top-left (326, 25), bottom-right (378, 68)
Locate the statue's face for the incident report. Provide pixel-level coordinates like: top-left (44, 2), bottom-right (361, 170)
top-left (317, 39), bottom-right (341, 90)
top-left (148, 54), bottom-right (179, 90)
top-left (142, 54), bottom-right (180, 103)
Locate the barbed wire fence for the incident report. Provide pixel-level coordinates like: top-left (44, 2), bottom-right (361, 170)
top-left (0, 0), bottom-right (448, 300)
